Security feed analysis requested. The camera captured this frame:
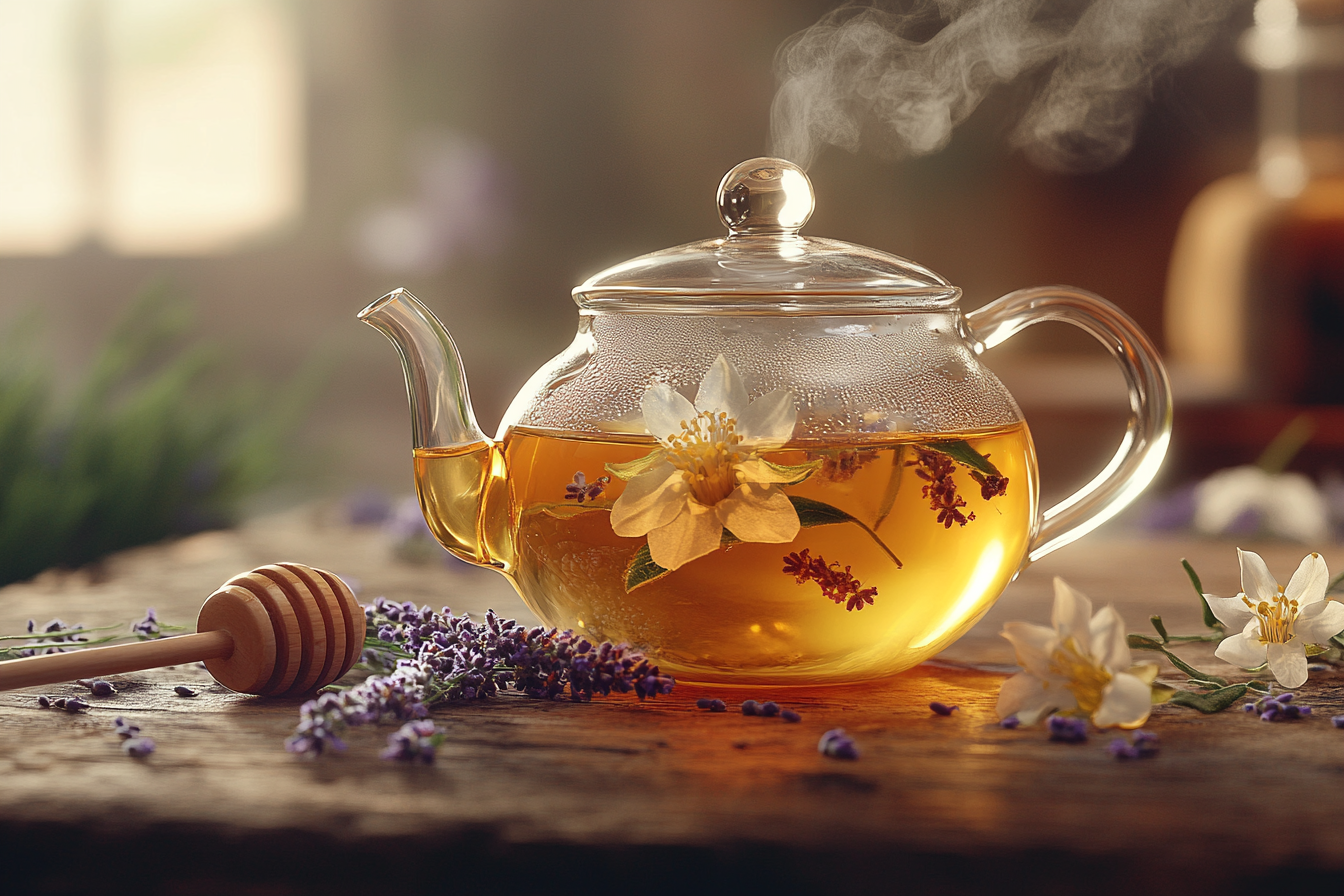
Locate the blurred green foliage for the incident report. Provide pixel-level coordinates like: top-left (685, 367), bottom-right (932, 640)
top-left (0, 285), bottom-right (320, 586)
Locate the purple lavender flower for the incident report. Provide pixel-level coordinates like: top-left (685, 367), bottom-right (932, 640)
top-left (122, 737), bottom-right (156, 758)
top-left (781, 709), bottom-right (801, 722)
top-left (37, 695), bottom-right (51, 708)
top-left (1047, 715), bottom-right (1088, 743)
top-left (819, 728), bottom-right (860, 760)
top-left (564, 471), bottom-right (609, 504)
top-left (999, 717), bottom-right (1021, 729)
top-left (131, 608), bottom-right (161, 639)
top-left (1252, 692), bottom-right (1312, 722)
top-left (380, 720), bottom-right (442, 763)
top-left (290, 599), bottom-right (675, 756)
top-left (62, 696), bottom-right (90, 713)
top-left (346, 489), bottom-right (392, 526)
top-left (1332, 715), bottom-right (1344, 728)
top-left (696, 697), bottom-right (712, 709)
top-left (113, 717), bottom-right (141, 739)
top-left (709, 699), bottom-right (727, 712)
top-left (19, 618), bottom-right (90, 656)
top-left (89, 680), bottom-right (116, 697)
top-left (759, 701), bottom-right (780, 718)
top-left (1109, 729), bottom-right (1159, 760)
top-left (174, 686), bottom-right (197, 698)
top-left (741, 700), bottom-right (759, 716)
top-left (929, 701), bottom-right (958, 716)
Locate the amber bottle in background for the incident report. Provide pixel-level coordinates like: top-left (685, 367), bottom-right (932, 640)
top-left (1165, 0), bottom-right (1344, 472)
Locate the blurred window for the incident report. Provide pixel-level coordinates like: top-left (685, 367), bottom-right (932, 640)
top-left (0, 0), bottom-right (302, 256)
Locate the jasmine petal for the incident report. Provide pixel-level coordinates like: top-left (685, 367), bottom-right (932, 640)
top-left (1265, 640), bottom-right (1307, 690)
top-left (640, 384), bottom-right (698, 442)
top-left (693, 355), bottom-right (748, 416)
top-left (716, 484), bottom-right (799, 544)
top-left (609, 464), bottom-right (686, 536)
top-left (734, 388), bottom-right (796, 442)
top-left (645, 501), bottom-right (722, 570)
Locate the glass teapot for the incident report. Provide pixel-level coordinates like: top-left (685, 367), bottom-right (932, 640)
top-left (360, 158), bottom-right (1170, 685)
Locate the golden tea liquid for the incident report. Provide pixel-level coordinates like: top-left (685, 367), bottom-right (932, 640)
top-left (415, 423), bottom-right (1037, 684)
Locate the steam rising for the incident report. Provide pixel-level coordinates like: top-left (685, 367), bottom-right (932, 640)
top-left (772, 0), bottom-right (1235, 172)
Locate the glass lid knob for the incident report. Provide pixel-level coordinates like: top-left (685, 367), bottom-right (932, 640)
top-left (716, 157), bottom-right (815, 235)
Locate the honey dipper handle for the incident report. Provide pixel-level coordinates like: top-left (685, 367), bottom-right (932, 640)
top-left (0, 630), bottom-right (234, 692)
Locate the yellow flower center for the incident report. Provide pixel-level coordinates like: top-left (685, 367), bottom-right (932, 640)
top-left (1049, 637), bottom-right (1112, 715)
top-left (1242, 586), bottom-right (1298, 644)
top-left (665, 410), bottom-right (744, 507)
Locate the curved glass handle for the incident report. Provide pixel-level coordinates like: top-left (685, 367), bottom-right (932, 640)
top-left (964, 286), bottom-right (1172, 563)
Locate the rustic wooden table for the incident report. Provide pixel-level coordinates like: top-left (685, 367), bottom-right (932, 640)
top-left (2, 506), bottom-right (1342, 895)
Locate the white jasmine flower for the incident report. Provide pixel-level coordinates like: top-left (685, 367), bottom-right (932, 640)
top-left (997, 578), bottom-right (1157, 729)
top-left (1205, 549), bottom-right (1344, 689)
top-left (607, 355), bottom-right (806, 571)
top-left (1193, 465), bottom-right (1329, 543)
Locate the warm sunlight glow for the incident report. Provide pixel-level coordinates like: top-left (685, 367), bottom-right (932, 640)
top-left (0, 1), bottom-right (88, 253)
top-left (0, 0), bottom-right (302, 256)
top-left (101, 0), bottom-right (302, 253)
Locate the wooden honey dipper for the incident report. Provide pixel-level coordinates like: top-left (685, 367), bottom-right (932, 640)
top-left (0, 563), bottom-right (364, 697)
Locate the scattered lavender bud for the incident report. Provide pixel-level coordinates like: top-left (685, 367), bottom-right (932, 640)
top-left (1047, 715), bottom-right (1088, 743)
top-left (1332, 715), bottom-right (1344, 728)
top-left (708, 699), bottom-right (727, 713)
top-left (1109, 738), bottom-right (1141, 760)
top-left (1243, 703), bottom-right (1257, 713)
top-left (740, 700), bottom-right (759, 716)
top-left (695, 697), bottom-right (713, 709)
top-left (52, 697), bottom-right (67, 709)
top-left (26, 619), bottom-right (34, 633)
top-left (36, 695), bottom-right (51, 708)
top-left (1308, 663), bottom-right (1329, 672)
top-left (781, 709), bottom-right (802, 723)
top-left (63, 696), bottom-right (90, 712)
top-left (112, 717), bottom-right (140, 739)
top-left (819, 728), bottom-right (860, 760)
top-left (174, 686), bottom-right (197, 698)
top-left (379, 720), bottom-right (440, 764)
top-left (90, 680), bottom-right (116, 697)
top-left (130, 608), bottom-right (161, 639)
top-left (759, 701), bottom-right (780, 718)
top-left (122, 737), bottom-right (156, 758)
top-left (999, 717), bottom-right (1020, 729)
top-left (929, 701), bottom-right (958, 716)
top-left (1254, 692), bottom-right (1313, 721)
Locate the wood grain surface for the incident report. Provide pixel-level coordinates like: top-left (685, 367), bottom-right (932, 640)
top-left (2, 505), bottom-right (1342, 895)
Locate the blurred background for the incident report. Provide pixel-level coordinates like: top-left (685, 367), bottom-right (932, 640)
top-left (3, 0), bottom-right (1343, 568)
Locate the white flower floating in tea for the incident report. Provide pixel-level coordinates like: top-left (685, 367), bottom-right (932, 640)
top-left (997, 577), bottom-right (1158, 729)
top-left (606, 355), bottom-right (814, 571)
top-left (1204, 549), bottom-right (1344, 689)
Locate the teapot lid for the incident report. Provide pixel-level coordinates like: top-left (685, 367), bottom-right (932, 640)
top-left (574, 158), bottom-right (960, 311)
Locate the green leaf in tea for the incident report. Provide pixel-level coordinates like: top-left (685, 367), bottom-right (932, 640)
top-left (927, 440), bottom-right (1001, 477)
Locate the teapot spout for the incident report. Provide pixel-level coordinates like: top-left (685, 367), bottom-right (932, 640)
top-left (358, 288), bottom-right (488, 449)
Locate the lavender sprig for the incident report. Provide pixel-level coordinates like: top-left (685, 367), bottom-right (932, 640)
top-left (286, 598), bottom-right (674, 756)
